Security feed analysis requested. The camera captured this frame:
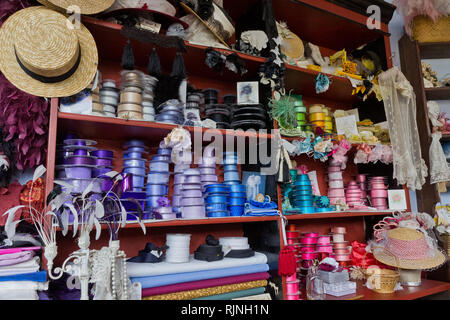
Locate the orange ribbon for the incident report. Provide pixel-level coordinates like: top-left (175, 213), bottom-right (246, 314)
top-left (19, 178), bottom-right (45, 223)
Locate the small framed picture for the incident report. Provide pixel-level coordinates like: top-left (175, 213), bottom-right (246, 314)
top-left (388, 190), bottom-right (408, 210)
top-left (237, 81), bottom-right (259, 105)
top-left (335, 115), bottom-right (359, 137)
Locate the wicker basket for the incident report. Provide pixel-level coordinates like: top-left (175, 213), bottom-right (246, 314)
top-left (412, 15), bottom-right (450, 43)
top-left (365, 268), bottom-right (400, 294)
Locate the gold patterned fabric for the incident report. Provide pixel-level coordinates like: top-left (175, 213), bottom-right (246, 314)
top-left (143, 280), bottom-right (267, 300)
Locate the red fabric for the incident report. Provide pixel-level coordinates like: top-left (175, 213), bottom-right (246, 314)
top-left (350, 241), bottom-right (392, 269)
top-left (142, 272), bottom-right (270, 297)
top-left (278, 247), bottom-right (296, 276)
top-left (19, 178), bottom-right (45, 224)
top-left (0, 180), bottom-right (22, 226)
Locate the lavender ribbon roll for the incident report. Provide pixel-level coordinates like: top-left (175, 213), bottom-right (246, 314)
top-left (58, 165), bottom-right (93, 179)
top-left (124, 158), bottom-right (147, 167)
top-left (181, 205), bottom-right (206, 219)
top-left (123, 139), bottom-right (147, 148)
top-left (151, 154), bottom-right (170, 162)
top-left (181, 183), bottom-right (202, 190)
top-left (174, 164), bottom-right (190, 173)
top-left (91, 149), bottom-right (114, 158)
top-left (185, 175), bottom-right (202, 184)
top-left (149, 161), bottom-right (169, 172)
top-left (198, 157), bottom-right (216, 168)
top-left (60, 178), bottom-right (102, 194)
top-left (95, 157), bottom-right (113, 167)
top-left (181, 197), bottom-right (204, 206)
top-left (154, 206), bottom-right (173, 215)
top-left (145, 196), bottom-right (165, 209)
top-left (172, 195), bottom-right (182, 207)
top-left (199, 167), bottom-right (216, 175)
top-left (201, 174), bottom-right (218, 183)
top-left (184, 168), bottom-right (201, 176)
top-left (145, 183), bottom-right (169, 196)
top-left (123, 166), bottom-right (146, 176)
top-left (173, 184), bottom-right (183, 195)
top-left (131, 174), bottom-right (146, 187)
top-left (181, 189), bottom-right (203, 198)
top-left (174, 174), bottom-right (186, 185)
top-left (147, 172), bottom-right (170, 184)
top-left (157, 147), bottom-right (172, 156)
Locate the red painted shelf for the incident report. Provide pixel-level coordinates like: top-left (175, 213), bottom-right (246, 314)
top-left (299, 279), bottom-right (450, 300)
top-left (57, 111), bottom-right (275, 142)
top-left (285, 210), bottom-right (397, 220)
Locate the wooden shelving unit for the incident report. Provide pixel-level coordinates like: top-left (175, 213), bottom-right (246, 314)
top-left (425, 87), bottom-right (450, 101)
top-left (42, 1), bottom-right (449, 300)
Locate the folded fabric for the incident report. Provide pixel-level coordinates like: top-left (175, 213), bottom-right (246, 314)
top-left (0, 250), bottom-right (35, 267)
top-left (0, 281), bottom-right (48, 291)
top-left (132, 264), bottom-right (269, 289)
top-left (143, 280), bottom-right (267, 300)
top-left (0, 247), bottom-right (41, 255)
top-left (128, 252), bottom-right (267, 277)
top-left (0, 271), bottom-right (47, 282)
top-left (0, 289), bottom-right (38, 300)
top-left (194, 287), bottom-right (266, 300)
top-left (0, 256), bottom-right (40, 276)
top-left (142, 272), bottom-right (269, 297)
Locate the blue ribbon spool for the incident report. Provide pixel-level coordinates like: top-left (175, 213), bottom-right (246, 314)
top-left (206, 203), bottom-right (228, 211)
top-left (228, 184), bottom-right (245, 193)
top-left (300, 206), bottom-right (316, 214)
top-left (131, 174), bottom-right (146, 187)
top-left (228, 197), bottom-right (246, 206)
top-left (223, 164), bottom-right (238, 172)
top-left (123, 140), bottom-right (146, 148)
top-left (224, 170), bottom-right (240, 181)
top-left (229, 191), bottom-right (246, 198)
top-left (149, 160), bottom-right (169, 172)
top-left (124, 158), bottom-right (147, 167)
top-left (145, 196), bottom-right (163, 209)
top-left (315, 207), bottom-right (331, 213)
top-left (294, 201), bottom-right (314, 207)
top-left (123, 151), bottom-right (144, 159)
top-left (147, 172), bottom-right (170, 184)
top-left (223, 180), bottom-right (241, 185)
top-left (206, 195), bottom-right (228, 204)
top-left (229, 205), bottom-right (244, 216)
top-left (204, 184), bottom-right (230, 194)
top-left (293, 190), bottom-right (313, 197)
top-left (293, 180), bottom-right (312, 186)
top-left (157, 148), bottom-right (172, 156)
top-left (207, 211), bottom-right (230, 218)
top-left (145, 183), bottom-right (169, 196)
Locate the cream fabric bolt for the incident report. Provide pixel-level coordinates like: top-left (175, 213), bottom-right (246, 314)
top-left (0, 256), bottom-right (40, 276)
top-left (378, 67), bottom-right (428, 191)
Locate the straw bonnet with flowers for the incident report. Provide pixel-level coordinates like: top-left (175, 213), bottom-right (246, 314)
top-left (0, 6), bottom-right (98, 98)
top-left (37, 0), bottom-right (115, 15)
top-left (371, 212), bottom-right (446, 270)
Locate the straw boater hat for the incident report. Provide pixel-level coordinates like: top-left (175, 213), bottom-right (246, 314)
top-left (0, 6), bottom-right (98, 98)
top-left (373, 227), bottom-right (446, 270)
top-left (37, 0), bottom-right (115, 15)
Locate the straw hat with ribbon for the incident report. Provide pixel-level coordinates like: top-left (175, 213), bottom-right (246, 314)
top-left (37, 0), bottom-right (115, 15)
top-left (0, 6), bottom-right (98, 98)
top-left (373, 227), bottom-right (446, 270)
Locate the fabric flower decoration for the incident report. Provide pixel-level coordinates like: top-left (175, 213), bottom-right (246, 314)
top-left (316, 195), bottom-right (330, 208)
top-left (316, 73), bottom-right (330, 94)
top-left (157, 197), bottom-right (170, 207)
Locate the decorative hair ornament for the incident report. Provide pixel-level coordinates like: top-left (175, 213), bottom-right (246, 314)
top-left (316, 195), bottom-right (330, 208)
top-left (315, 73), bottom-right (330, 94)
top-left (204, 48), bottom-right (247, 75)
top-left (312, 136), bottom-right (333, 162)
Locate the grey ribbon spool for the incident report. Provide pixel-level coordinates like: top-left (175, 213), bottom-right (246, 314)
top-left (143, 107), bottom-right (155, 114)
top-left (102, 79), bottom-right (117, 88)
top-left (143, 114), bottom-right (155, 121)
top-left (100, 95), bottom-right (119, 106)
top-left (100, 87), bottom-right (119, 98)
top-left (103, 104), bottom-right (116, 113)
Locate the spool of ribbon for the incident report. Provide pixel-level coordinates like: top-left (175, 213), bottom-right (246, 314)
top-left (64, 156), bottom-right (96, 166)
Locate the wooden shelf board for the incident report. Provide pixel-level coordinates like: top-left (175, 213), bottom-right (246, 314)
top-left (425, 87), bottom-right (450, 101)
top-left (419, 42), bottom-right (450, 59)
top-left (441, 132), bottom-right (450, 142)
top-left (299, 279), bottom-right (450, 300)
top-left (285, 210), bottom-right (397, 220)
top-left (57, 216), bottom-right (279, 231)
top-left (57, 111), bottom-right (274, 142)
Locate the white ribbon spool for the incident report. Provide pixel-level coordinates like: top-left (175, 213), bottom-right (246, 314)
top-left (219, 237), bottom-right (250, 256)
top-left (166, 233), bottom-right (191, 263)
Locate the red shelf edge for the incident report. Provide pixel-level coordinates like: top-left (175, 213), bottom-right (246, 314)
top-left (285, 210), bottom-right (397, 220)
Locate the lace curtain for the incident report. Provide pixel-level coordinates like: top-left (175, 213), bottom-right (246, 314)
top-left (378, 67), bottom-right (428, 190)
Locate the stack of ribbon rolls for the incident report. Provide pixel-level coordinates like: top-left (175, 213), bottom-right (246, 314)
top-left (128, 239), bottom-right (270, 300)
top-left (0, 247), bottom-right (47, 300)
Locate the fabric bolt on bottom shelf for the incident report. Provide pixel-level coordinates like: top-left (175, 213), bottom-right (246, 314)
top-left (0, 271), bottom-right (47, 282)
top-left (142, 272), bottom-right (270, 297)
top-left (143, 280), bottom-right (267, 300)
top-left (194, 287), bottom-right (266, 300)
top-left (0, 289), bottom-right (39, 300)
top-left (132, 264), bottom-right (269, 289)
top-left (0, 281), bottom-right (48, 291)
top-left (0, 257), bottom-right (40, 276)
top-left (128, 252), bottom-right (268, 277)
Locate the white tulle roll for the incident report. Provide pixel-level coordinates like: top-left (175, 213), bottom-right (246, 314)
top-left (165, 233), bottom-right (191, 263)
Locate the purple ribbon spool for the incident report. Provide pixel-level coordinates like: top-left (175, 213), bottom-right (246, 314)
top-left (99, 177), bottom-right (114, 192)
top-left (60, 178), bottom-right (102, 194)
top-left (201, 174), bottom-right (218, 183)
top-left (181, 189), bottom-right (203, 198)
top-left (121, 191), bottom-right (146, 200)
top-left (62, 165), bottom-right (93, 179)
top-left (185, 175), bottom-right (202, 184)
top-left (123, 166), bottom-right (146, 176)
top-left (95, 157), bottom-right (113, 166)
top-left (122, 173), bottom-right (133, 192)
top-left (200, 167), bottom-right (216, 175)
top-left (174, 174), bottom-right (186, 185)
top-left (145, 183), bottom-right (169, 196)
top-left (64, 155), bottom-right (96, 166)
top-left (181, 197), bottom-right (204, 206)
top-left (147, 172), bottom-right (170, 184)
top-left (131, 174), bottom-right (146, 187)
top-left (73, 148), bottom-right (88, 156)
top-left (91, 149), bottom-right (114, 158)
top-left (149, 160), bottom-right (169, 172)
top-left (123, 139), bottom-right (146, 149)
top-left (124, 158), bottom-right (147, 167)
top-left (152, 154), bottom-right (170, 162)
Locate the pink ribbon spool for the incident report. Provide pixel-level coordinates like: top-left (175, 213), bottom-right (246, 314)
top-left (372, 198), bottom-right (388, 206)
top-left (286, 280), bottom-right (300, 294)
top-left (334, 248), bottom-right (351, 255)
top-left (328, 188), bottom-right (345, 197)
top-left (302, 232), bottom-right (319, 238)
top-left (331, 227), bottom-right (346, 234)
top-left (331, 233), bottom-right (345, 242)
top-left (370, 182), bottom-right (387, 190)
top-left (328, 172), bottom-right (343, 180)
top-left (299, 237), bottom-right (318, 245)
top-left (334, 254), bottom-right (351, 262)
top-left (300, 246), bottom-right (315, 253)
top-left (286, 231), bottom-right (300, 238)
top-left (316, 245), bottom-right (333, 253)
top-left (371, 189), bottom-right (388, 197)
top-left (287, 238), bottom-right (296, 245)
top-left (286, 273), bottom-right (297, 282)
top-left (328, 166), bottom-right (342, 173)
top-left (329, 180), bottom-right (344, 188)
top-left (301, 252), bottom-right (318, 260)
top-left (329, 197), bottom-right (346, 205)
top-left (317, 235), bottom-right (331, 245)
top-left (333, 241), bottom-right (349, 249)
top-left (286, 292), bottom-right (300, 300)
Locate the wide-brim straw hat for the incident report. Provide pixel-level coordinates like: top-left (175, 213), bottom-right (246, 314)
top-left (179, 2), bottom-right (234, 49)
top-left (373, 227), bottom-right (446, 270)
top-left (37, 0), bottom-right (115, 15)
top-left (0, 6), bottom-right (98, 98)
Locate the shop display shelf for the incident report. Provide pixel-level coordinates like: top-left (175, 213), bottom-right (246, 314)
top-left (425, 87), bottom-right (450, 101)
top-left (284, 210), bottom-right (398, 220)
top-left (419, 42), bottom-right (450, 59)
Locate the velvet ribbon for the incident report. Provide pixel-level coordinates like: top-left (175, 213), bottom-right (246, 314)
top-left (19, 178), bottom-right (44, 223)
top-left (142, 272), bottom-right (269, 297)
top-left (142, 280), bottom-right (267, 300)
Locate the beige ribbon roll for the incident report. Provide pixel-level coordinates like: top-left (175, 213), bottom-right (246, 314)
top-left (120, 91), bottom-right (142, 104)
